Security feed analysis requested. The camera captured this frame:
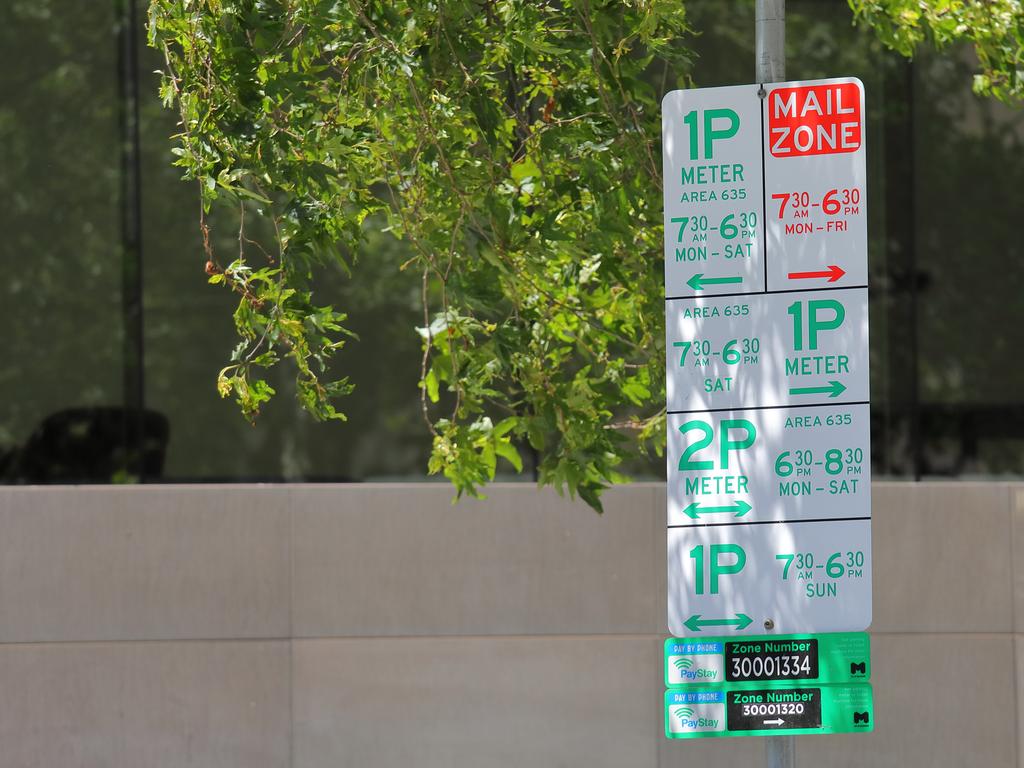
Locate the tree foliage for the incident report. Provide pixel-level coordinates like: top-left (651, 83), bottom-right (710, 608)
top-left (850, 0), bottom-right (1024, 103)
top-left (147, 0), bottom-right (1022, 509)
top-left (148, 0), bottom-right (692, 509)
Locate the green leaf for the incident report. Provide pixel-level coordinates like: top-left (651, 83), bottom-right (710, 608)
top-left (424, 367), bottom-right (440, 403)
top-left (494, 440), bottom-right (523, 473)
top-left (510, 156), bottom-right (541, 183)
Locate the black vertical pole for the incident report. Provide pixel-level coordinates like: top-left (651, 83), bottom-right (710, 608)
top-left (906, 60), bottom-right (921, 480)
top-left (117, 0), bottom-right (146, 480)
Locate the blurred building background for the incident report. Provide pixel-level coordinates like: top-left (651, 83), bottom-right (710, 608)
top-left (2, 0), bottom-right (1023, 486)
top-left (2, 2), bottom-right (1024, 767)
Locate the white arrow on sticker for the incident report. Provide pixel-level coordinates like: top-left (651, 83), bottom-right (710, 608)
top-left (763, 718), bottom-right (785, 726)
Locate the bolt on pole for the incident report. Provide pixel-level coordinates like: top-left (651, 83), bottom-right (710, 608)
top-left (756, 1), bottom-right (793, 766)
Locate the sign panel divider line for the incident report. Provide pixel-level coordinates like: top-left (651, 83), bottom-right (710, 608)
top-left (761, 92), bottom-right (768, 292)
top-left (668, 515), bottom-right (871, 530)
top-left (667, 400), bottom-right (870, 416)
top-left (665, 284), bottom-right (869, 303)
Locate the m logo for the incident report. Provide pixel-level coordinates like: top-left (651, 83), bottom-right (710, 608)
top-left (850, 662), bottom-right (866, 675)
top-left (853, 711), bottom-right (870, 725)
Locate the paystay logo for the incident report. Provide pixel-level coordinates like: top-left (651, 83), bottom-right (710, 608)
top-left (768, 82), bottom-right (862, 157)
top-left (680, 667), bottom-right (718, 681)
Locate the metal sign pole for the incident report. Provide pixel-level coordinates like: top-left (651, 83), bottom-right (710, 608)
top-left (766, 732), bottom-right (795, 768)
top-left (757, 0), bottom-right (791, 763)
top-left (756, 0), bottom-right (786, 84)
top-left (758, 5), bottom-right (791, 765)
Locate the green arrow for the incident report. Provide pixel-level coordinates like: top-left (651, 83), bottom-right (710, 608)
top-left (789, 380), bottom-right (846, 398)
top-left (687, 273), bottom-right (743, 291)
top-left (684, 613), bottom-right (753, 633)
top-left (682, 500), bottom-right (752, 519)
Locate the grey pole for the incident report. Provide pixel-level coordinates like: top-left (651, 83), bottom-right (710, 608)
top-left (766, 732), bottom-right (795, 768)
top-left (756, 0), bottom-right (786, 83)
top-left (756, 1), bottom-right (793, 767)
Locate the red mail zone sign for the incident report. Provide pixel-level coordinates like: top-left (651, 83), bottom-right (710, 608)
top-left (768, 82), bottom-right (862, 157)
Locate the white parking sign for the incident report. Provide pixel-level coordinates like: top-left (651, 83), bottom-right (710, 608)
top-left (663, 78), bottom-right (871, 636)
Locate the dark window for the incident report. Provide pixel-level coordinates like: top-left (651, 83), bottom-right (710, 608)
top-left (2, 0), bottom-right (1023, 483)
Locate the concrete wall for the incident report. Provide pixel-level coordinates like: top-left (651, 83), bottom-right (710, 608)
top-left (0, 482), bottom-right (1017, 767)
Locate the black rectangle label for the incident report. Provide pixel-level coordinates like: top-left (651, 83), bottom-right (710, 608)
top-left (727, 688), bottom-right (822, 731)
top-left (725, 638), bottom-right (819, 682)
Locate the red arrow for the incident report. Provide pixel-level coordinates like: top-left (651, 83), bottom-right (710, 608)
top-left (787, 265), bottom-right (846, 283)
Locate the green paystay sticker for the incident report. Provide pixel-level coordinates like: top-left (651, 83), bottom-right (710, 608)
top-left (665, 632), bottom-right (869, 687)
top-left (665, 683), bottom-right (874, 738)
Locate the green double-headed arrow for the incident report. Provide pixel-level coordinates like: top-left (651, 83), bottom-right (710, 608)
top-left (682, 500), bottom-right (751, 519)
top-left (687, 273), bottom-right (743, 291)
top-left (789, 380), bottom-right (846, 398)
top-left (683, 613), bottom-right (753, 633)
